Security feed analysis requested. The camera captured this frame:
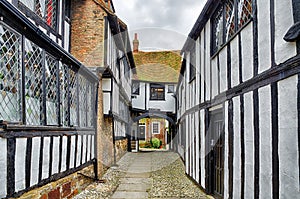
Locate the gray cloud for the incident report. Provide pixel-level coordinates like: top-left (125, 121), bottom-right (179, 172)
top-left (113, 0), bottom-right (206, 50)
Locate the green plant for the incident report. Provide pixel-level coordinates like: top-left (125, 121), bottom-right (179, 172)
top-left (151, 138), bottom-right (161, 149)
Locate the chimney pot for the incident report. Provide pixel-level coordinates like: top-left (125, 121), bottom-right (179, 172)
top-left (133, 33), bottom-right (139, 53)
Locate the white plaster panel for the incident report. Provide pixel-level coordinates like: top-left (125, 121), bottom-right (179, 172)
top-left (200, 31), bottom-right (205, 103)
top-left (211, 57), bottom-right (218, 99)
top-left (193, 113), bottom-right (196, 180)
top-left (15, 138), bottom-right (26, 192)
top-left (76, 135), bottom-right (82, 167)
top-left (244, 92), bottom-right (254, 198)
top-left (196, 37), bottom-right (200, 105)
top-left (185, 115), bottom-right (189, 174)
top-left (64, 22), bottom-right (70, 51)
top-left (0, 138), bottom-right (7, 198)
top-left (205, 23), bottom-right (211, 101)
top-left (231, 37), bottom-right (240, 87)
top-left (278, 75), bottom-right (299, 198)
top-left (274, 0), bottom-right (296, 64)
top-left (103, 92), bottom-right (110, 114)
top-left (195, 111), bottom-right (200, 183)
top-left (61, 136), bottom-right (67, 172)
top-left (223, 101), bottom-right (229, 199)
top-left (91, 135), bottom-right (95, 159)
top-left (82, 135), bottom-right (87, 164)
top-left (102, 78), bottom-right (111, 91)
top-left (70, 136), bottom-right (76, 168)
top-left (50, 33), bottom-right (56, 44)
top-left (241, 23), bottom-right (254, 82)
top-left (52, 136), bottom-right (60, 174)
top-left (42, 137), bottom-right (50, 179)
top-left (132, 82), bottom-right (146, 110)
top-left (257, 0), bottom-right (271, 73)
top-left (200, 109), bottom-right (206, 188)
top-left (232, 97), bottom-right (241, 199)
top-left (30, 137), bottom-right (40, 186)
top-left (219, 47), bottom-right (227, 93)
top-left (87, 135), bottom-right (91, 161)
top-left (258, 85), bottom-right (272, 199)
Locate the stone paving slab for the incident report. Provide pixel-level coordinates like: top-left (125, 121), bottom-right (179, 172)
top-left (124, 172), bottom-right (151, 178)
top-left (111, 191), bottom-right (148, 199)
top-left (120, 178), bottom-right (152, 184)
top-left (117, 183), bottom-right (151, 192)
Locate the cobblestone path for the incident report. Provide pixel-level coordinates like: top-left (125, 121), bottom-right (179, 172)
top-left (74, 151), bottom-right (211, 199)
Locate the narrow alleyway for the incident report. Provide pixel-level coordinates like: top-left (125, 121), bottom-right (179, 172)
top-left (74, 152), bottom-right (210, 199)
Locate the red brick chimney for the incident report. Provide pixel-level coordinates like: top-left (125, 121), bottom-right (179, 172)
top-left (133, 33), bottom-right (139, 53)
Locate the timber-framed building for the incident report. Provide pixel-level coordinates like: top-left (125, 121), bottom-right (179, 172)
top-left (176, 0), bottom-right (300, 198)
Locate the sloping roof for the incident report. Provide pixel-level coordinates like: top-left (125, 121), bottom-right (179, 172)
top-left (134, 63), bottom-right (179, 83)
top-left (133, 51), bottom-right (181, 83)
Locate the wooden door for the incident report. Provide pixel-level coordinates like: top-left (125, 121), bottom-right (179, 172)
top-left (206, 110), bottom-right (224, 198)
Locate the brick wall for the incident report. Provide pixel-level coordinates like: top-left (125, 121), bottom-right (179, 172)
top-left (16, 165), bottom-right (94, 199)
top-left (70, 0), bottom-right (106, 67)
top-left (115, 139), bottom-right (128, 161)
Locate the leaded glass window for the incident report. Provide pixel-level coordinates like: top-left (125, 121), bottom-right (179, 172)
top-left (212, 0), bottom-right (252, 55)
top-left (0, 23), bottom-right (21, 122)
top-left (19, 0), bottom-right (58, 29)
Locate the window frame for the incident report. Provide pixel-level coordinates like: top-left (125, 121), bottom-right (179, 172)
top-left (152, 122), bottom-right (160, 134)
top-left (167, 85), bottom-right (175, 93)
top-left (211, 0), bottom-right (253, 56)
top-left (132, 81), bottom-right (140, 95)
top-left (17, 0), bottom-right (59, 32)
top-left (150, 83), bottom-right (165, 101)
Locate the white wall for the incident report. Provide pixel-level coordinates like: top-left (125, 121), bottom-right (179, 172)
top-left (278, 75), bottom-right (299, 198)
top-left (258, 85), bottom-right (272, 199)
top-left (232, 97), bottom-right (241, 198)
top-left (0, 138), bottom-right (7, 198)
top-left (132, 82), bottom-right (176, 113)
top-left (274, 0), bottom-right (296, 64)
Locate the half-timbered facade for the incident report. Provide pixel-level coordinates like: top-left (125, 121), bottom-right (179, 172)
top-left (176, 0), bottom-right (299, 198)
top-left (0, 0), bottom-right (98, 198)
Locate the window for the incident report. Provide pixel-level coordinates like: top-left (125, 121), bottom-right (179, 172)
top-left (150, 83), bottom-right (165, 100)
top-left (132, 82), bottom-right (140, 95)
top-left (65, 0), bottom-right (71, 19)
top-left (19, 0), bottom-right (58, 29)
top-left (168, 85), bottom-right (174, 93)
top-left (152, 122), bottom-right (160, 134)
top-left (190, 50), bottom-right (196, 81)
top-left (212, 0), bottom-right (252, 55)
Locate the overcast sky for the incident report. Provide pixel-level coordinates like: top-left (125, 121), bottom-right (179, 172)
top-left (113, 0), bottom-right (206, 51)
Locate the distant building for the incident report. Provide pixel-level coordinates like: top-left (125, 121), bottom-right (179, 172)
top-left (131, 34), bottom-right (181, 150)
top-left (176, 0), bottom-right (300, 198)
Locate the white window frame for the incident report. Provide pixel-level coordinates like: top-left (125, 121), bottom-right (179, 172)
top-left (152, 122), bottom-right (160, 134)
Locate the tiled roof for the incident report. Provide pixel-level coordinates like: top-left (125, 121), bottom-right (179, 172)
top-left (133, 51), bottom-right (181, 83)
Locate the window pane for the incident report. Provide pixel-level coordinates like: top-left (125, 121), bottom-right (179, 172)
top-left (212, 7), bottom-right (224, 54)
top-left (168, 85), bottom-right (174, 93)
top-left (0, 23), bottom-right (21, 122)
top-left (225, 0), bottom-right (235, 41)
top-left (19, 0), bottom-right (58, 29)
top-left (45, 53), bottom-right (58, 125)
top-left (24, 39), bottom-right (44, 125)
top-left (150, 84), bottom-right (165, 100)
top-left (238, 0), bottom-right (252, 27)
